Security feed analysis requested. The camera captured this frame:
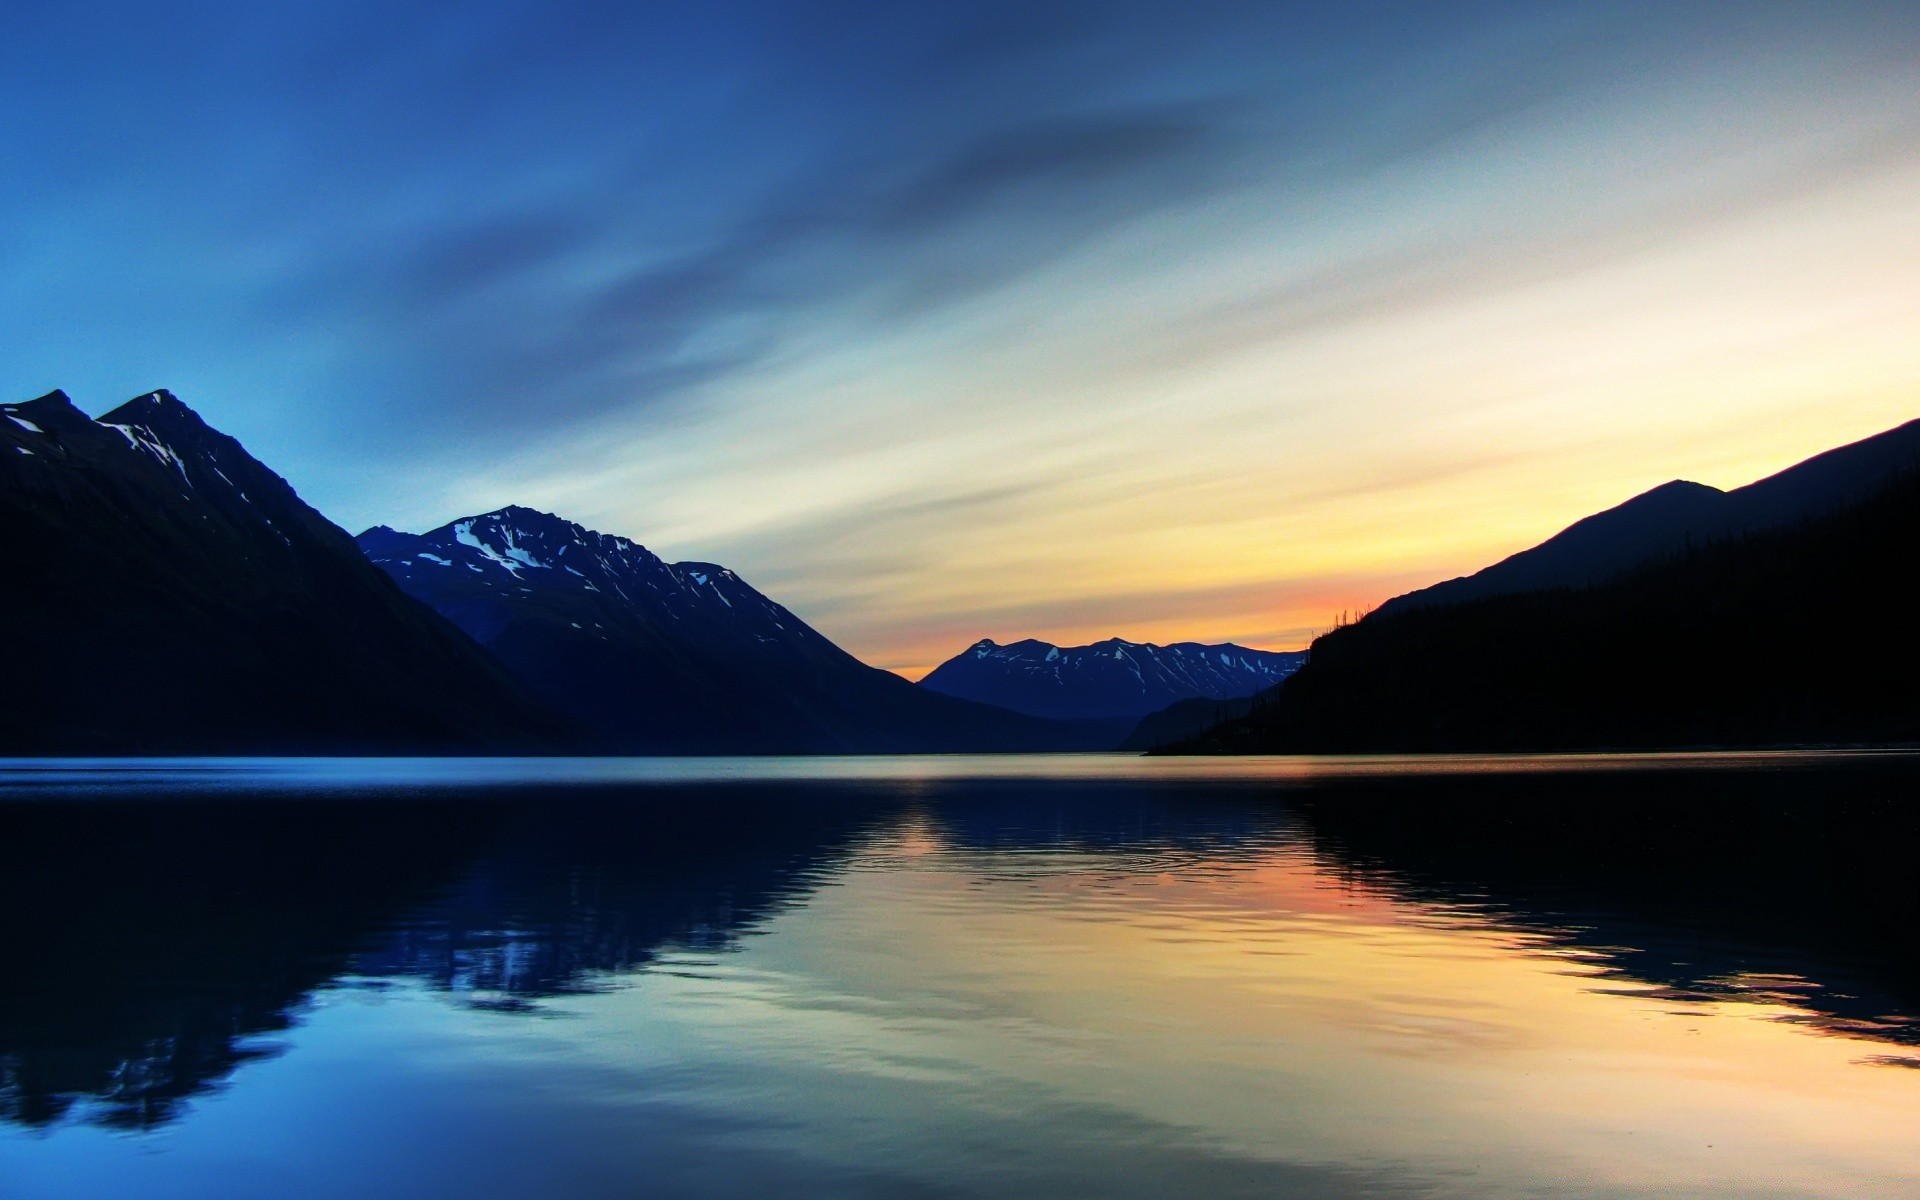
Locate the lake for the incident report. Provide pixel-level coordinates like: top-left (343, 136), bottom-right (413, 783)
top-left (3, 752), bottom-right (1918, 1198)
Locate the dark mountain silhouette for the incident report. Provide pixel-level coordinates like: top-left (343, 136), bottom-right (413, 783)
top-left (1167, 457), bottom-right (1920, 753)
top-left (1379, 417), bottom-right (1920, 616)
top-left (358, 508), bottom-right (1119, 752)
top-left (920, 636), bottom-right (1304, 720)
top-left (0, 390), bottom-right (567, 753)
top-left (1120, 694), bottom-right (1258, 751)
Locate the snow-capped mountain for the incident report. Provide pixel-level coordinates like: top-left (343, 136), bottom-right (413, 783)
top-left (0, 389), bottom-right (564, 753)
top-left (358, 508), bottom-right (1113, 753)
top-left (918, 637), bottom-right (1307, 721)
top-left (360, 505), bottom-right (826, 657)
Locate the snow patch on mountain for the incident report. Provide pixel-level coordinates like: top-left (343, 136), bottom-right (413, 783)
top-left (920, 635), bottom-right (1307, 721)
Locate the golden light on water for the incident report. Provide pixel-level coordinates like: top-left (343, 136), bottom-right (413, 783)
top-left (571, 809), bottom-right (1920, 1195)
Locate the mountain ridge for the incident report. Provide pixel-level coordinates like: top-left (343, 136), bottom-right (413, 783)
top-left (1380, 418), bottom-right (1920, 616)
top-left (358, 506), bottom-right (1121, 753)
top-left (1, 389), bottom-right (568, 753)
top-left (919, 635), bottom-right (1305, 720)
top-left (1163, 422), bottom-right (1920, 753)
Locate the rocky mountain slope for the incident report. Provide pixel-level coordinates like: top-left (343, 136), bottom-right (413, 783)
top-left (1, 390), bottom-right (566, 753)
top-left (359, 508), bottom-right (1117, 753)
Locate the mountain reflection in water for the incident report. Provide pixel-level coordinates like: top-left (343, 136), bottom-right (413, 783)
top-left (1, 753), bottom-right (1917, 1199)
top-left (0, 784), bottom-right (893, 1128)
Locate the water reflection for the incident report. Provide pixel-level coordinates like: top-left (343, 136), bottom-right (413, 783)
top-left (0, 785), bottom-right (897, 1128)
top-left (0, 796), bottom-right (473, 1128)
top-left (1, 755), bottom-right (1917, 1198)
top-left (1285, 761), bottom-right (1920, 1055)
top-left (353, 787), bottom-right (895, 1006)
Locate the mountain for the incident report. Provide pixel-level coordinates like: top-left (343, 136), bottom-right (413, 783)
top-left (357, 508), bottom-right (1117, 752)
top-left (918, 636), bottom-right (1305, 721)
top-left (0, 390), bottom-right (567, 753)
top-left (1378, 418), bottom-right (1920, 616)
top-left (1119, 694), bottom-right (1259, 752)
top-left (1163, 453), bottom-right (1920, 754)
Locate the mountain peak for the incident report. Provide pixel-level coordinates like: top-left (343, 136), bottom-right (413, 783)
top-left (922, 635), bottom-right (1307, 720)
top-left (3, 386), bottom-right (564, 753)
top-left (101, 388), bottom-right (211, 436)
top-left (356, 505), bottom-right (1089, 753)
top-left (120, 388), bottom-right (186, 412)
top-left (466, 505), bottom-right (621, 549)
top-left (19, 389), bottom-right (77, 412)
top-left (6, 389), bottom-right (94, 436)
top-left (1647, 478), bottom-right (1718, 497)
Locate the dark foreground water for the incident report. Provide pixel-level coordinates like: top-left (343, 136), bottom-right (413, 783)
top-left (2, 752), bottom-right (1918, 1198)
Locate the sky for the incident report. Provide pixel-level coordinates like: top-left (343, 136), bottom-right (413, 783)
top-left (3, 2), bottom-right (1919, 676)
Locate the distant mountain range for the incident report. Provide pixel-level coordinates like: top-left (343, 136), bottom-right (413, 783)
top-left (359, 508), bottom-right (1111, 753)
top-left (1164, 418), bottom-right (1920, 753)
top-left (919, 637), bottom-right (1304, 720)
top-left (0, 390), bottom-right (563, 753)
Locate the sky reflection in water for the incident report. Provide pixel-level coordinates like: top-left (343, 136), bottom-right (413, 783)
top-left (1, 754), bottom-right (1917, 1198)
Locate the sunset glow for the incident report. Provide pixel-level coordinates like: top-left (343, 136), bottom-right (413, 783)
top-left (4, 5), bottom-right (1916, 675)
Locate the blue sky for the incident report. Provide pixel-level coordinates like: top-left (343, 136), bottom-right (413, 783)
top-left (5, 2), bottom-right (1919, 672)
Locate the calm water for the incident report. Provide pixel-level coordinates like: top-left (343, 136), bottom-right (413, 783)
top-left (2, 752), bottom-right (1918, 1198)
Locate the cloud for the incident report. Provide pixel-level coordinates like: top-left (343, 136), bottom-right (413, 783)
top-left (715, 480), bottom-right (1063, 601)
top-left (334, 98), bottom-right (1239, 441)
top-left (401, 212), bottom-right (595, 304)
top-left (877, 110), bottom-right (1220, 232)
